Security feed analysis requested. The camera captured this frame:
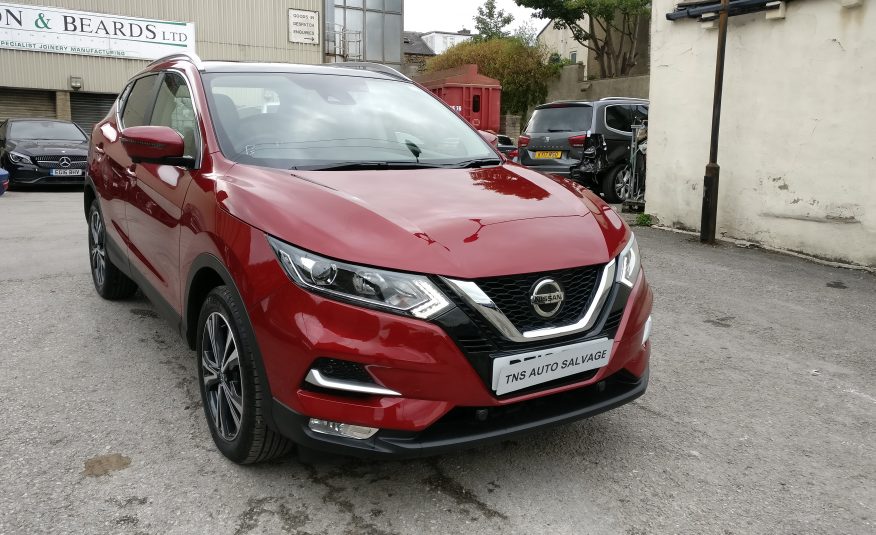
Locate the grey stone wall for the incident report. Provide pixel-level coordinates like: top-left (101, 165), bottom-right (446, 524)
top-left (545, 65), bottom-right (650, 103)
top-left (499, 115), bottom-right (522, 139)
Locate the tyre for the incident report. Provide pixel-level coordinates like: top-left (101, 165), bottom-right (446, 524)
top-left (196, 285), bottom-right (293, 464)
top-left (88, 202), bottom-right (138, 299)
top-left (601, 163), bottom-right (632, 204)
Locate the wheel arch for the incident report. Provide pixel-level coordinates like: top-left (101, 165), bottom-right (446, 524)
top-left (83, 178), bottom-right (97, 218)
top-left (184, 254), bottom-right (235, 350)
top-left (184, 253), bottom-right (279, 430)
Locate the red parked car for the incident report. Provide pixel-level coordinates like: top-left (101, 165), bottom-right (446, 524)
top-left (85, 54), bottom-right (653, 463)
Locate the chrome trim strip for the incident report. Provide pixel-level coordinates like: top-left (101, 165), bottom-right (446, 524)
top-left (305, 369), bottom-right (401, 397)
top-left (442, 279), bottom-right (524, 341)
top-left (642, 315), bottom-right (652, 345)
top-left (443, 259), bottom-right (617, 343)
top-left (524, 260), bottom-right (616, 339)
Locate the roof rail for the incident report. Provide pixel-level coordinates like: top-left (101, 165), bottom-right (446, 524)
top-left (327, 61), bottom-right (410, 81)
top-left (599, 96), bottom-right (649, 102)
top-left (146, 52), bottom-right (204, 70)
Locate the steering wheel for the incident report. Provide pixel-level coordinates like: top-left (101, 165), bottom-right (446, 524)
top-left (233, 114), bottom-right (293, 154)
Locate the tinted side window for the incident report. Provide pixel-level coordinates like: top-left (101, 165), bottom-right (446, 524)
top-left (526, 106), bottom-right (593, 133)
top-left (150, 73), bottom-right (198, 157)
top-left (605, 105), bottom-right (633, 132)
top-left (121, 75), bottom-right (158, 128)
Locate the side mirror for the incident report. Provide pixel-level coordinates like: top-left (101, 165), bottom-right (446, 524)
top-left (478, 130), bottom-right (499, 149)
top-left (120, 126), bottom-right (194, 167)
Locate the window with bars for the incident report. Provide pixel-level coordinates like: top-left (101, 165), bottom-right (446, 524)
top-left (327, 0), bottom-right (402, 65)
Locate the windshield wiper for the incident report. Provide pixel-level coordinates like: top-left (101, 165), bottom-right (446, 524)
top-left (453, 158), bottom-right (503, 169)
top-left (298, 161), bottom-right (446, 171)
top-left (297, 157), bottom-right (502, 171)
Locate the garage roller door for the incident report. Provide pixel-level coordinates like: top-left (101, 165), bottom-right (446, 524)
top-left (0, 88), bottom-right (55, 122)
top-left (71, 92), bottom-right (118, 134)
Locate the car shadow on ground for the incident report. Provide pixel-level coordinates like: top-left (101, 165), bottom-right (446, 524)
top-left (122, 292), bottom-right (639, 532)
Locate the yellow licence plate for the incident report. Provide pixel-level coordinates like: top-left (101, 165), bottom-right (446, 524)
top-left (534, 151), bottom-right (563, 159)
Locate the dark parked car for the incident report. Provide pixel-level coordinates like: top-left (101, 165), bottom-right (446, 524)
top-left (0, 119), bottom-right (89, 188)
top-left (85, 54), bottom-right (652, 463)
top-left (496, 134), bottom-right (516, 157)
top-left (518, 98), bottom-right (649, 202)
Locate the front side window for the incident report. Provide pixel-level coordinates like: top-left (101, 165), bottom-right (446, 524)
top-left (122, 75), bottom-right (158, 128)
top-left (203, 72), bottom-right (496, 170)
top-left (150, 73), bottom-right (199, 157)
top-left (9, 120), bottom-right (86, 141)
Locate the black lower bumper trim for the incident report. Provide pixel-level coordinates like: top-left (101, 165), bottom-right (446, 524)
top-left (270, 368), bottom-right (648, 459)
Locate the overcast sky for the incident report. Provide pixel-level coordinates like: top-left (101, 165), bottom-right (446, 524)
top-left (404, 0), bottom-right (545, 34)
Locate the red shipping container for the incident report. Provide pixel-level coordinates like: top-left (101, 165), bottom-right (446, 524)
top-left (415, 64), bottom-right (502, 133)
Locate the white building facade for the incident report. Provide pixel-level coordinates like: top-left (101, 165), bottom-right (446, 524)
top-left (420, 30), bottom-right (473, 55)
top-left (537, 19), bottom-right (589, 70)
top-left (647, 0), bottom-right (875, 267)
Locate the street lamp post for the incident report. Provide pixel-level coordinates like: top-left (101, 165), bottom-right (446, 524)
top-left (700, 0), bottom-right (730, 244)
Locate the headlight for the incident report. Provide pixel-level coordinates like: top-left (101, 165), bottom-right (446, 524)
top-left (8, 151), bottom-right (31, 164)
top-left (267, 236), bottom-right (452, 319)
top-left (616, 233), bottom-right (641, 287)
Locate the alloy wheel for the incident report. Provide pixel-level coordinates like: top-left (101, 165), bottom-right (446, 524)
top-left (89, 210), bottom-right (106, 288)
top-left (201, 312), bottom-right (244, 441)
top-left (614, 165), bottom-right (632, 202)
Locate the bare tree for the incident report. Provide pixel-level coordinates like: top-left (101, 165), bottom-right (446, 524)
top-left (516, 0), bottom-right (650, 78)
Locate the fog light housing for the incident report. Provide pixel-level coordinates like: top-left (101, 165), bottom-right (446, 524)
top-left (308, 419), bottom-right (379, 440)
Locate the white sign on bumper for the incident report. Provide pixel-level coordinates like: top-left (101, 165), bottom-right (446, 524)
top-left (492, 338), bottom-right (613, 395)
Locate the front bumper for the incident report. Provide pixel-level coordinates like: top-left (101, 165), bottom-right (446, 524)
top-left (247, 240), bottom-right (653, 457)
top-left (520, 162), bottom-right (572, 178)
top-left (6, 164), bottom-right (86, 185)
top-left (272, 367), bottom-right (648, 458)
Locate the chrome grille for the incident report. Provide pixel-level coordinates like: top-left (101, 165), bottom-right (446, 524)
top-left (474, 266), bottom-right (603, 332)
top-left (33, 155), bottom-right (87, 169)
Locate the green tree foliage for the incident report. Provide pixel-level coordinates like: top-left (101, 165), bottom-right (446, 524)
top-left (474, 0), bottom-right (515, 40)
top-left (515, 0), bottom-right (650, 78)
top-left (426, 38), bottom-right (562, 115)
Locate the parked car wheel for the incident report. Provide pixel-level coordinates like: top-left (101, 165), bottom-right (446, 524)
top-left (196, 286), bottom-right (293, 464)
top-left (602, 163), bottom-right (632, 204)
top-left (88, 202), bottom-right (138, 299)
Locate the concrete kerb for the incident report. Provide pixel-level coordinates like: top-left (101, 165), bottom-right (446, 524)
top-left (651, 225), bottom-right (876, 274)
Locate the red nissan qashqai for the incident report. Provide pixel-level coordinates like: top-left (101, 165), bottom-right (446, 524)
top-left (84, 54), bottom-right (653, 463)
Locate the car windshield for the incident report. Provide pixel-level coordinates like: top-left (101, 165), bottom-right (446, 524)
top-left (202, 72), bottom-right (497, 170)
top-left (526, 106), bottom-right (593, 133)
top-left (10, 121), bottom-right (86, 141)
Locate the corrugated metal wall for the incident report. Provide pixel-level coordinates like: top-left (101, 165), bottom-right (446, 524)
top-left (70, 92), bottom-right (118, 134)
top-left (0, 88), bottom-right (56, 121)
top-left (0, 0), bottom-right (323, 94)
